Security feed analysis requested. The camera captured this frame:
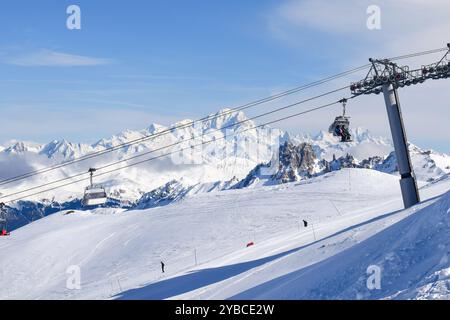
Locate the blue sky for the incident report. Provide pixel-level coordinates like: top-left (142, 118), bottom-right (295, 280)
top-left (0, 0), bottom-right (449, 153)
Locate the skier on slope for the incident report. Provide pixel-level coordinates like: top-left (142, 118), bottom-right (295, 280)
top-left (161, 261), bottom-right (165, 273)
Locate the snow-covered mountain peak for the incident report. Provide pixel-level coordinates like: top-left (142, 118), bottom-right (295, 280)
top-left (351, 127), bottom-right (392, 145)
top-left (93, 128), bottom-right (149, 150)
top-left (147, 123), bottom-right (168, 134)
top-left (39, 139), bottom-right (92, 159)
top-left (171, 119), bottom-right (195, 128)
top-left (4, 141), bottom-right (42, 155)
top-left (0, 107), bottom-right (448, 210)
top-left (311, 127), bottom-right (390, 146)
top-left (311, 130), bottom-right (340, 144)
top-left (293, 127), bottom-right (393, 161)
top-left (113, 129), bottom-right (146, 142)
top-left (408, 144), bottom-right (450, 182)
top-left (351, 127), bottom-right (373, 141)
top-left (204, 108), bottom-right (254, 132)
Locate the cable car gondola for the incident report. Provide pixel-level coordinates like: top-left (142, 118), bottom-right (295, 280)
top-left (83, 168), bottom-right (108, 207)
top-left (329, 98), bottom-right (352, 142)
top-left (0, 203), bottom-right (10, 237)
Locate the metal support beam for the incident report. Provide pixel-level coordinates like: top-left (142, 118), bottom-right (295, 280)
top-left (350, 44), bottom-right (449, 208)
top-left (382, 84), bottom-right (420, 208)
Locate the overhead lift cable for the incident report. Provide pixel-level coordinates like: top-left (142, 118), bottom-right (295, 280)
top-left (1, 46), bottom-right (447, 202)
top-left (0, 46), bottom-right (445, 187)
top-left (0, 86), bottom-right (349, 201)
top-left (3, 98), bottom-right (351, 204)
top-left (0, 65), bottom-right (372, 186)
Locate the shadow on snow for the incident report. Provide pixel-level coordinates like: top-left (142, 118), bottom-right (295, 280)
top-left (114, 197), bottom-right (434, 300)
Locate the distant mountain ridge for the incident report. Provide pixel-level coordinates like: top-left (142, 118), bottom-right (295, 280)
top-left (1, 109), bottom-right (449, 225)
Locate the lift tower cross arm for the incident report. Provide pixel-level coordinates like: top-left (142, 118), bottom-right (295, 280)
top-left (350, 44), bottom-right (450, 209)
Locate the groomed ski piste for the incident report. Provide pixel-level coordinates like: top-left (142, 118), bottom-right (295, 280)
top-left (1, 168), bottom-right (449, 300)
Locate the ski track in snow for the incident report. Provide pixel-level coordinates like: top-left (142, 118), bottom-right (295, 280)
top-left (1, 168), bottom-right (449, 300)
top-left (1, 110), bottom-right (450, 300)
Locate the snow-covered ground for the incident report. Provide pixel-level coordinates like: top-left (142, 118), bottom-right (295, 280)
top-left (1, 168), bottom-right (449, 300)
top-left (0, 109), bottom-right (449, 300)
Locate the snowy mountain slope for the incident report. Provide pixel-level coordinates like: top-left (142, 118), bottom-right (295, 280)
top-left (233, 141), bottom-right (323, 188)
top-left (232, 140), bottom-right (450, 190)
top-left (291, 129), bottom-right (449, 184)
top-left (368, 144), bottom-right (450, 183)
top-left (210, 185), bottom-right (450, 300)
top-left (0, 169), bottom-right (448, 300)
top-left (3, 141), bottom-right (43, 155)
top-left (171, 175), bottom-right (450, 300)
top-left (407, 145), bottom-right (450, 182)
top-left (136, 178), bottom-right (238, 210)
top-left (0, 169), bottom-right (408, 300)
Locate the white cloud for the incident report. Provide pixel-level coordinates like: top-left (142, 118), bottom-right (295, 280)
top-left (4, 49), bottom-right (112, 67)
top-left (274, 0), bottom-right (367, 34)
top-left (269, 0), bottom-right (450, 57)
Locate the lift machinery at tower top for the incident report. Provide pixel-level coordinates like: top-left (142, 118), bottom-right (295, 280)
top-left (351, 43), bottom-right (450, 95)
top-left (350, 43), bottom-right (450, 209)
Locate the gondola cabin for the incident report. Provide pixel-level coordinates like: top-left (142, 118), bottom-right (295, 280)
top-left (82, 168), bottom-right (108, 207)
top-left (83, 186), bottom-right (108, 206)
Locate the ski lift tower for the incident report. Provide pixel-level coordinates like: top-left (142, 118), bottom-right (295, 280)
top-left (350, 43), bottom-right (450, 209)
